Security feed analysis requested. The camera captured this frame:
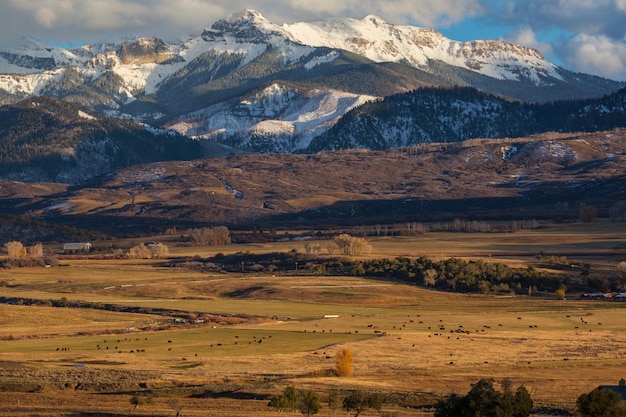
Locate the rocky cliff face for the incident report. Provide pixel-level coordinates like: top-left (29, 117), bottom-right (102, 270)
top-left (118, 37), bottom-right (177, 65)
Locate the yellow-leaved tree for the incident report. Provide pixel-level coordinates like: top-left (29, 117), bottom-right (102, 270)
top-left (335, 348), bottom-right (354, 377)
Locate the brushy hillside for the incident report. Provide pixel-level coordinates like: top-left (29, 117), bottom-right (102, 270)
top-left (1, 129), bottom-right (624, 239)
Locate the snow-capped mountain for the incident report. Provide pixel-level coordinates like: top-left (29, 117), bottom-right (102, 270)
top-left (0, 9), bottom-right (624, 153)
top-left (282, 14), bottom-right (560, 84)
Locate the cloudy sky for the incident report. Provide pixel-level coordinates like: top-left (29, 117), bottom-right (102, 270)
top-left (1, 0), bottom-right (625, 81)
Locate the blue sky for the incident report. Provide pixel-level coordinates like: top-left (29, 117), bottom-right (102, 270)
top-left (0, 0), bottom-right (625, 81)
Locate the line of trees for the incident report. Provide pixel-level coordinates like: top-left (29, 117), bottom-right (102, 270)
top-left (348, 256), bottom-right (567, 294)
top-left (4, 241), bottom-right (44, 258)
top-left (268, 387), bottom-right (382, 417)
top-left (435, 378), bottom-right (533, 417)
top-left (267, 378), bottom-right (626, 417)
top-left (351, 218), bottom-right (541, 237)
top-left (127, 242), bottom-right (169, 259)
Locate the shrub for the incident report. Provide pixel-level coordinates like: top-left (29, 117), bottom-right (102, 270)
top-left (435, 378), bottom-right (533, 417)
top-left (298, 389), bottom-right (321, 416)
top-left (343, 390), bottom-right (382, 417)
top-left (268, 386), bottom-right (299, 413)
top-left (577, 387), bottom-right (626, 417)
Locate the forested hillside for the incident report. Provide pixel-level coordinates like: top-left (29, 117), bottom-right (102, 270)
top-left (0, 97), bottom-right (201, 182)
top-left (309, 86), bottom-right (626, 151)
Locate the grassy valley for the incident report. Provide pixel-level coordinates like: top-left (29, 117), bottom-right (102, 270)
top-left (0, 222), bottom-right (625, 415)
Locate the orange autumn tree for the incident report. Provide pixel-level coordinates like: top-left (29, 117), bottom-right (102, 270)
top-left (335, 348), bottom-right (354, 377)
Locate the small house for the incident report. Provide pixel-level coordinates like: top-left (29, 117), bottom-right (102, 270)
top-left (63, 242), bottom-right (92, 252)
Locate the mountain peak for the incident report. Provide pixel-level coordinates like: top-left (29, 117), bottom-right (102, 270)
top-left (208, 9), bottom-right (283, 42)
top-left (212, 9), bottom-right (271, 31)
top-left (362, 14), bottom-right (389, 26)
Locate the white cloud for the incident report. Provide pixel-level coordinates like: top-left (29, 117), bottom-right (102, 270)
top-left (0, 0), bottom-right (483, 44)
top-left (507, 27), bottom-right (553, 57)
top-left (483, 0), bottom-right (626, 80)
top-left (563, 33), bottom-right (626, 81)
top-left (284, 0), bottom-right (484, 27)
top-left (34, 7), bottom-right (57, 28)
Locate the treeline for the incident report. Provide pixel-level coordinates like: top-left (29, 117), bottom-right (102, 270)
top-left (195, 251), bottom-right (571, 294)
top-left (309, 85), bottom-right (626, 151)
top-left (347, 257), bottom-right (567, 294)
top-left (0, 96), bottom-right (201, 181)
top-left (351, 218), bottom-right (540, 237)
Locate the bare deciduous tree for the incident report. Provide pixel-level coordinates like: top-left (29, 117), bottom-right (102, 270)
top-left (579, 205), bottom-right (597, 223)
top-left (327, 234), bottom-right (371, 256)
top-left (127, 243), bottom-right (169, 259)
top-left (304, 242), bottom-right (321, 254)
top-left (188, 226), bottom-right (231, 246)
top-left (27, 243), bottom-right (44, 258)
top-left (617, 261), bottom-right (626, 289)
top-left (4, 241), bottom-right (25, 259)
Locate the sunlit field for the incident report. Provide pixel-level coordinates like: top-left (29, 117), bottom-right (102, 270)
top-left (0, 221), bottom-right (625, 416)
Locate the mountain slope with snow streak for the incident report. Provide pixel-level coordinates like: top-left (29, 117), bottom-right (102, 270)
top-left (168, 82), bottom-right (376, 152)
top-left (282, 15), bottom-right (560, 84)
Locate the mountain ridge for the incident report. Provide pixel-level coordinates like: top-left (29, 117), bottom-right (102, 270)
top-left (0, 9), bottom-right (624, 158)
top-left (1, 128), bottom-right (625, 241)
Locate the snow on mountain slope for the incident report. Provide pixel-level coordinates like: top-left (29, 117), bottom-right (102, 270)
top-left (0, 9), bottom-right (564, 100)
top-left (196, 10), bottom-right (314, 65)
top-left (283, 15), bottom-right (562, 84)
top-left (0, 8), bottom-right (622, 155)
top-left (167, 82), bottom-right (376, 152)
top-left (0, 68), bottom-right (65, 96)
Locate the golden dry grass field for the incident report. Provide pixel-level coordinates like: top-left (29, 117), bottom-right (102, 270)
top-left (0, 222), bottom-right (625, 416)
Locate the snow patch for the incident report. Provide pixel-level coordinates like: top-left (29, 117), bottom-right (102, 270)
top-left (501, 145), bottom-right (518, 160)
top-left (78, 110), bottom-right (96, 120)
top-left (305, 51), bottom-right (339, 70)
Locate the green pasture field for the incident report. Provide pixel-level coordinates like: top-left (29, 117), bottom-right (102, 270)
top-left (1, 221), bottom-right (626, 415)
